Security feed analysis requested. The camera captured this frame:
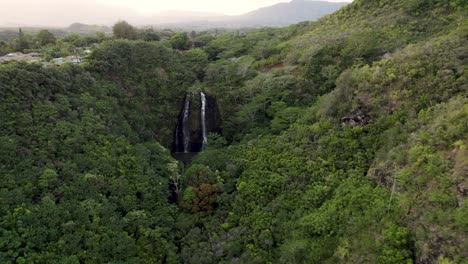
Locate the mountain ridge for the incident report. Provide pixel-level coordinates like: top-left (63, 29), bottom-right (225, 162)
top-left (150, 1), bottom-right (349, 29)
top-left (0, 1), bottom-right (349, 29)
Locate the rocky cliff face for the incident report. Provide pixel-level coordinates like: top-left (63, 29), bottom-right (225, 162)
top-left (173, 92), bottom-right (221, 153)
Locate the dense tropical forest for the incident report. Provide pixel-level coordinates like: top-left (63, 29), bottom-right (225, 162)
top-left (1, 0), bottom-right (467, 263)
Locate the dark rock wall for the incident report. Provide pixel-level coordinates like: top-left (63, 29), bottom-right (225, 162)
top-left (172, 92), bottom-right (221, 152)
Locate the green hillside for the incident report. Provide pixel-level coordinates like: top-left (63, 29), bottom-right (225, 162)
top-left (0, 0), bottom-right (466, 263)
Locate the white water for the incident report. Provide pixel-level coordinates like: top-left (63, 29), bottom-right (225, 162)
top-left (200, 92), bottom-right (208, 145)
top-left (182, 94), bottom-right (191, 153)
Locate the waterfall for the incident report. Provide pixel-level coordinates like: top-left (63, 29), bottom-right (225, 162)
top-left (200, 91), bottom-right (208, 145)
top-left (173, 92), bottom-right (220, 162)
top-left (175, 121), bottom-right (179, 151)
top-left (182, 94), bottom-right (191, 153)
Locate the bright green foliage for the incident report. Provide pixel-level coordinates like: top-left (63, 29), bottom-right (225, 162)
top-left (172, 1), bottom-right (467, 263)
top-left (370, 97), bottom-right (468, 263)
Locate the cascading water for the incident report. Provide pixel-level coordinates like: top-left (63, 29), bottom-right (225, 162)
top-left (200, 91), bottom-right (208, 145)
top-left (182, 94), bottom-right (191, 153)
top-left (173, 91), bottom-right (220, 164)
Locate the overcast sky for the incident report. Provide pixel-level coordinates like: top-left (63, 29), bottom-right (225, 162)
top-left (0, 0), bottom-right (353, 27)
top-left (95, 0), bottom-right (351, 14)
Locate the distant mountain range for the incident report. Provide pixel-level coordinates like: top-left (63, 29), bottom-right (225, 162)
top-left (66, 23), bottom-right (112, 34)
top-left (0, 0), bottom-right (349, 30)
top-left (150, 0), bottom-right (349, 29)
top-left (219, 0), bottom-right (348, 27)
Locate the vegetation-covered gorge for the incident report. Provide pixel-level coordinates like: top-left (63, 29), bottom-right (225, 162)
top-left (0, 0), bottom-right (467, 263)
top-left (175, 0), bottom-right (467, 263)
top-left (0, 62), bottom-right (181, 262)
top-left (87, 40), bottom-right (200, 145)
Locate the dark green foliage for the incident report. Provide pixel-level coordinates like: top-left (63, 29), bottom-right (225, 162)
top-left (183, 49), bottom-right (209, 81)
top-left (193, 34), bottom-right (215, 48)
top-left (140, 28), bottom-right (161, 42)
top-left (112, 20), bottom-right (138, 40)
top-left (171, 32), bottom-right (190, 50)
top-left (0, 63), bottom-right (179, 263)
top-left (16, 28), bottom-right (30, 52)
top-left (35, 30), bottom-right (56, 46)
top-left (87, 40), bottom-right (196, 145)
top-left (302, 45), bottom-right (342, 97)
top-left (0, 40), bottom-right (9, 55)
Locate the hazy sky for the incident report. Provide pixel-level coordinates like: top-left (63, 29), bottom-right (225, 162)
top-left (95, 0), bottom-right (351, 15)
top-left (0, 0), bottom-right (353, 26)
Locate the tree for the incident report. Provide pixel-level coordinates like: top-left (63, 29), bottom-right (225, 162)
top-left (112, 21), bottom-right (137, 40)
top-left (184, 49), bottom-right (209, 80)
top-left (168, 160), bottom-right (181, 197)
top-left (141, 29), bottom-right (160, 41)
top-left (16, 28), bottom-right (30, 52)
top-left (36, 30), bottom-right (56, 46)
top-left (0, 40), bottom-right (10, 56)
top-left (193, 34), bottom-right (215, 48)
top-left (170, 32), bottom-right (190, 50)
top-left (95, 32), bottom-right (107, 43)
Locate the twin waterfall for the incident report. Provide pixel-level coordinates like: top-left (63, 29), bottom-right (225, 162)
top-left (200, 92), bottom-right (208, 145)
top-left (173, 91), bottom-right (217, 155)
top-left (182, 94), bottom-right (192, 152)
